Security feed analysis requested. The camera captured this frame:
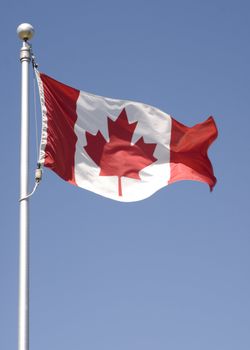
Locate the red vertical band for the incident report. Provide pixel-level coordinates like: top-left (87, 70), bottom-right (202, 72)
top-left (40, 73), bottom-right (80, 185)
top-left (170, 116), bottom-right (218, 190)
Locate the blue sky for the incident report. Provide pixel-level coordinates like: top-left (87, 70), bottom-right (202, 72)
top-left (1, 1), bottom-right (250, 349)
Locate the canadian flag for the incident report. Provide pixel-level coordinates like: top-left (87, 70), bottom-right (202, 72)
top-left (35, 70), bottom-right (218, 202)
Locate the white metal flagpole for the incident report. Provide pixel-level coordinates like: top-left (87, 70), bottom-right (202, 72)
top-left (17, 23), bottom-right (34, 350)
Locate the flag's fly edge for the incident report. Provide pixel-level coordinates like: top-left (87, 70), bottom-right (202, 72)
top-left (169, 116), bottom-right (218, 191)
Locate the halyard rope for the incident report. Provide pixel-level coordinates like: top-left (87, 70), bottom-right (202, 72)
top-left (19, 45), bottom-right (42, 202)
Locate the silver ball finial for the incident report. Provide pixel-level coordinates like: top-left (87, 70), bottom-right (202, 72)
top-left (17, 23), bottom-right (35, 41)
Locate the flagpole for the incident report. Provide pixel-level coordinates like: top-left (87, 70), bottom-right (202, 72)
top-left (17, 23), bottom-right (34, 350)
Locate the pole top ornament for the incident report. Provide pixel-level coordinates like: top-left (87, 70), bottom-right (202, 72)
top-left (17, 23), bottom-right (35, 41)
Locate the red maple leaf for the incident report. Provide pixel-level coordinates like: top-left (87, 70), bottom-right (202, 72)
top-left (84, 108), bottom-right (157, 196)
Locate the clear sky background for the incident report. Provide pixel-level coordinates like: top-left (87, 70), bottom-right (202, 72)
top-left (1, 1), bottom-right (250, 349)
